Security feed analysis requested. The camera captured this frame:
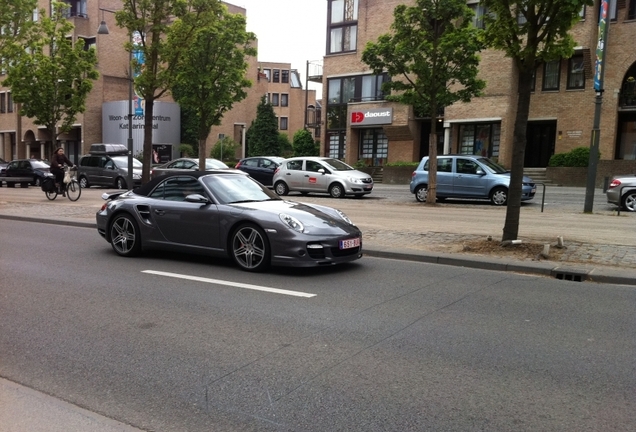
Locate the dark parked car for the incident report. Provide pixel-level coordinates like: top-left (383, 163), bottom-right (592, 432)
top-left (606, 174), bottom-right (636, 212)
top-left (150, 158), bottom-right (228, 179)
top-left (3, 159), bottom-right (51, 186)
top-left (410, 155), bottom-right (536, 206)
top-left (78, 151), bottom-right (142, 189)
top-left (96, 171), bottom-right (362, 272)
top-left (234, 156), bottom-right (284, 186)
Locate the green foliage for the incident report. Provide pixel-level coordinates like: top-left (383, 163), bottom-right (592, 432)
top-left (385, 161), bottom-right (420, 167)
top-left (292, 129), bottom-right (319, 157)
top-left (179, 143), bottom-right (195, 157)
top-left (362, 0), bottom-right (485, 118)
top-left (169, 0), bottom-right (256, 161)
top-left (354, 159), bottom-right (368, 168)
top-left (248, 97), bottom-right (280, 156)
top-left (548, 147), bottom-right (595, 167)
top-left (210, 137), bottom-right (239, 161)
top-left (278, 133), bottom-right (294, 158)
top-left (3, 1), bottom-right (99, 144)
top-left (0, 0), bottom-right (37, 61)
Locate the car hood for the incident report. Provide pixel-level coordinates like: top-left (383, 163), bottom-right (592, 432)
top-left (334, 170), bottom-right (372, 180)
top-left (229, 200), bottom-right (358, 235)
top-left (498, 172), bottom-right (534, 183)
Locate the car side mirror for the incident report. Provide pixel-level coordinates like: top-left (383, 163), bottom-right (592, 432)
top-left (318, 168), bottom-right (326, 174)
top-left (476, 168), bottom-right (485, 175)
top-left (185, 194), bottom-right (209, 204)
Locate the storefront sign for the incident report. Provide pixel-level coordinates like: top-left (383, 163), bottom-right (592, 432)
top-left (350, 108), bottom-right (393, 126)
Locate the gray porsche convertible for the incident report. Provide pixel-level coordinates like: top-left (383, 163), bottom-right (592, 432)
top-left (96, 170), bottom-right (363, 271)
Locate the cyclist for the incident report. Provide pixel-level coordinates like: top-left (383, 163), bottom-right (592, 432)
top-left (50, 147), bottom-right (75, 196)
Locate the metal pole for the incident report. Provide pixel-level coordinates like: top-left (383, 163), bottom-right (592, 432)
top-left (583, 0), bottom-right (610, 213)
top-left (304, 60), bottom-right (309, 129)
top-left (127, 37), bottom-right (134, 191)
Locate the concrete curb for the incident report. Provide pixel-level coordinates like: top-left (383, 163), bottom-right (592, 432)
top-left (2, 213), bottom-right (633, 286)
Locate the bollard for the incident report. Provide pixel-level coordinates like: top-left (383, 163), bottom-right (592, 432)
top-left (603, 176), bottom-right (609, 193)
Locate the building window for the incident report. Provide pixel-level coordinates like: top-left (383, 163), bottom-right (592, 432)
top-left (281, 93), bottom-right (289, 107)
top-left (271, 93), bottom-right (279, 106)
top-left (7, 92), bottom-right (12, 112)
top-left (328, 0), bottom-right (359, 54)
top-left (458, 123), bottom-right (500, 157)
top-left (469, 3), bottom-right (487, 29)
top-left (279, 117), bottom-right (288, 130)
top-left (567, 55), bottom-right (585, 89)
top-left (62, 0), bottom-right (87, 18)
top-left (328, 133), bottom-right (346, 159)
top-left (82, 37), bottom-right (96, 51)
top-left (359, 128), bottom-right (388, 166)
top-left (273, 69), bottom-right (280, 83)
top-left (361, 74), bottom-right (389, 101)
top-left (33, 8), bottom-right (39, 21)
top-left (610, 0), bottom-right (617, 21)
top-left (579, 5), bottom-right (586, 19)
top-left (0, 93), bottom-right (5, 113)
top-left (262, 68), bottom-right (271, 82)
top-left (542, 60), bottom-right (560, 91)
top-left (281, 70), bottom-right (289, 83)
top-left (530, 68), bottom-right (536, 92)
top-left (629, 0), bottom-right (636, 20)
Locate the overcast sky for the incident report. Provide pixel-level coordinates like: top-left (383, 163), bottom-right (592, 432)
top-left (230, 0), bottom-right (327, 91)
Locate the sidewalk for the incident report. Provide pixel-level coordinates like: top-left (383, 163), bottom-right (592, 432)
top-left (0, 185), bottom-right (634, 285)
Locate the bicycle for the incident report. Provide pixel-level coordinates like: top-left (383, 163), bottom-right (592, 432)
top-left (44, 166), bottom-right (81, 201)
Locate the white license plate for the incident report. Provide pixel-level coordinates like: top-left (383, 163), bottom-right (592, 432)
top-left (339, 237), bottom-right (360, 249)
top-left (532, 187), bottom-right (536, 193)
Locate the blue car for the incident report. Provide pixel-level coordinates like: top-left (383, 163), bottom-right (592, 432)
top-left (410, 155), bottom-right (536, 206)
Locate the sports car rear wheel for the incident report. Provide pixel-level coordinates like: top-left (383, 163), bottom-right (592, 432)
top-left (110, 214), bottom-right (141, 257)
top-left (231, 223), bottom-right (270, 272)
top-left (622, 190), bottom-right (636, 212)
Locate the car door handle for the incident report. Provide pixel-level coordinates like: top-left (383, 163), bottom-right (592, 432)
top-left (285, 173), bottom-right (291, 175)
top-left (154, 209), bottom-right (165, 216)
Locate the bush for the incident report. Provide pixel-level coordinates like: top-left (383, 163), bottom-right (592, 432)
top-left (385, 161), bottom-right (419, 167)
top-left (179, 143), bottom-right (195, 157)
top-left (548, 147), bottom-right (596, 167)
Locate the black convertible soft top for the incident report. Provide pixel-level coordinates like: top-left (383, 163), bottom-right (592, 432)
top-left (133, 170), bottom-right (247, 197)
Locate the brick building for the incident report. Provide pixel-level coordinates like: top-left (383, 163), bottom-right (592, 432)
top-left (0, 0), bottom-right (316, 164)
top-left (320, 0), bottom-right (636, 169)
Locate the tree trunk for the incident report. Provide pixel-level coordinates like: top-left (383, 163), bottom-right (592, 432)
top-left (142, 98), bottom-right (155, 184)
top-left (198, 137), bottom-right (206, 173)
top-left (501, 68), bottom-right (533, 241)
top-left (426, 103), bottom-right (438, 205)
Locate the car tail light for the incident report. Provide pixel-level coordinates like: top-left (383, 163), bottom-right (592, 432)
top-left (274, 167), bottom-right (280, 175)
top-left (235, 161), bottom-right (242, 168)
top-left (609, 179), bottom-right (621, 189)
top-left (412, 171), bottom-right (417, 178)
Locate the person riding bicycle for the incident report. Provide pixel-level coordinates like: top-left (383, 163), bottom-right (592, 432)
top-left (50, 147), bottom-right (75, 196)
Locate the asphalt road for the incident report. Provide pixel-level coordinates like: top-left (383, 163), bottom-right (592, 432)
top-left (1, 219), bottom-right (635, 431)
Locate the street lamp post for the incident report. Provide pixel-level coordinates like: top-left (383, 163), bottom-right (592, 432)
top-left (97, 9), bottom-right (134, 191)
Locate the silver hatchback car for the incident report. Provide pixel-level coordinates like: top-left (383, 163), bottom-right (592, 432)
top-left (410, 155), bottom-right (536, 206)
top-left (606, 174), bottom-right (636, 212)
top-left (273, 157), bottom-right (374, 198)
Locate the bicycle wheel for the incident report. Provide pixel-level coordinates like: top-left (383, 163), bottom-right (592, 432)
top-left (45, 190), bottom-right (58, 200)
top-left (66, 180), bottom-right (81, 201)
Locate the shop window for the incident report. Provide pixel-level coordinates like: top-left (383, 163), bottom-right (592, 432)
top-left (279, 117), bottom-right (288, 130)
top-left (458, 123), bottom-right (500, 157)
top-left (328, 0), bottom-right (358, 54)
top-left (567, 55), bottom-right (585, 89)
top-left (328, 133), bottom-right (346, 159)
top-left (281, 93), bottom-right (288, 107)
top-left (359, 128), bottom-right (388, 166)
top-left (326, 105), bottom-right (347, 129)
top-left (281, 70), bottom-right (289, 83)
top-left (542, 60), bottom-right (560, 91)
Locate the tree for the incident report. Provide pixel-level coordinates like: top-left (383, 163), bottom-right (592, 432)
top-left (362, 0), bottom-right (485, 204)
top-left (0, 0), bottom-right (37, 61)
top-left (293, 129), bottom-right (319, 156)
top-left (3, 2), bottom-right (99, 147)
top-left (116, 0), bottom-right (192, 183)
top-left (247, 96), bottom-right (280, 156)
top-left (278, 133), bottom-right (294, 158)
top-left (482, 0), bottom-right (592, 240)
top-left (168, 0), bottom-right (256, 174)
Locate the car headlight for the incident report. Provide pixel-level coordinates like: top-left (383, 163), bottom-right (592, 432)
top-left (336, 209), bottom-right (354, 225)
top-left (347, 177), bottom-right (362, 184)
top-left (279, 213), bottom-right (304, 233)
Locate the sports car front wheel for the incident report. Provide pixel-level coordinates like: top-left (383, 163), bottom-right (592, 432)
top-left (231, 223), bottom-right (270, 272)
top-left (110, 214), bottom-right (141, 257)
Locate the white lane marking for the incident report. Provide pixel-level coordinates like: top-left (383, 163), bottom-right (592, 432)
top-left (142, 270), bottom-right (316, 298)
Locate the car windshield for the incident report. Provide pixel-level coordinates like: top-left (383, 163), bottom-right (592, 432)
top-left (112, 156), bottom-right (143, 168)
top-left (31, 160), bottom-right (50, 169)
top-left (322, 158), bottom-right (354, 171)
top-left (477, 157), bottom-right (508, 174)
top-left (205, 159), bottom-right (229, 169)
top-left (202, 174), bottom-right (280, 204)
